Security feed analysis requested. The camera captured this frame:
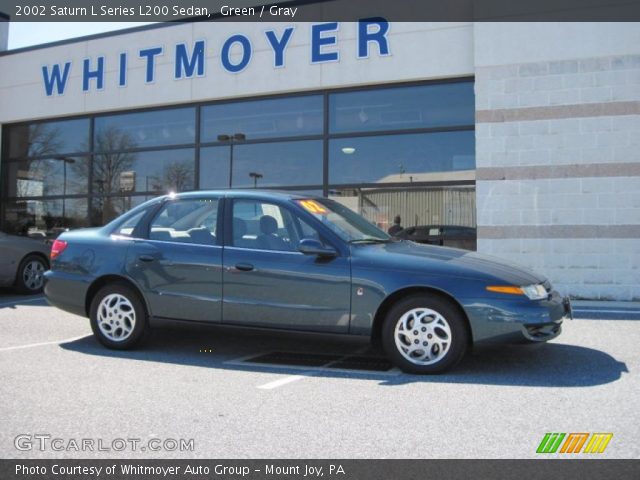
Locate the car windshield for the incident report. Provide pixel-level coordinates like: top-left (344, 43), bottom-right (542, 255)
top-left (294, 198), bottom-right (391, 243)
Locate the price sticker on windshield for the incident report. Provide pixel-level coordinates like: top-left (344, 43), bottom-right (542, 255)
top-left (297, 199), bottom-right (329, 215)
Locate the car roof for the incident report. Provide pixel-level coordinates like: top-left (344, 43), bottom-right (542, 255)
top-left (166, 190), bottom-right (319, 201)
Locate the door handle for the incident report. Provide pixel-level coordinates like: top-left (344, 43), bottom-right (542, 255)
top-left (234, 263), bottom-right (254, 272)
top-left (138, 254), bottom-right (155, 262)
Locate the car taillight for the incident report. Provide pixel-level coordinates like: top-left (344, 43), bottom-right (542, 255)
top-left (50, 240), bottom-right (68, 260)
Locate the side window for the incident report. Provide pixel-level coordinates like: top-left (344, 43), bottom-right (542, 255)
top-left (113, 209), bottom-right (147, 237)
top-left (296, 216), bottom-right (330, 247)
top-left (149, 198), bottom-right (219, 246)
top-left (232, 200), bottom-right (296, 251)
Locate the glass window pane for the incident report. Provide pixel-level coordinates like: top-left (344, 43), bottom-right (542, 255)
top-left (2, 198), bottom-right (88, 237)
top-left (94, 108), bottom-right (195, 150)
top-left (329, 131), bottom-right (475, 185)
top-left (7, 119), bottom-right (90, 158)
top-left (4, 157), bottom-right (89, 197)
top-left (199, 147), bottom-right (231, 189)
top-left (90, 195), bottom-right (151, 227)
top-left (328, 186), bottom-right (477, 242)
top-left (329, 82), bottom-right (474, 134)
top-left (201, 96), bottom-right (323, 142)
top-left (212, 140), bottom-right (322, 189)
top-left (93, 149), bottom-right (194, 195)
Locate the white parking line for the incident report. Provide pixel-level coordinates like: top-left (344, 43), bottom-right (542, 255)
top-left (254, 346), bottom-right (391, 390)
top-left (258, 374), bottom-right (309, 390)
top-left (0, 334), bottom-right (90, 352)
top-left (0, 296), bottom-right (46, 308)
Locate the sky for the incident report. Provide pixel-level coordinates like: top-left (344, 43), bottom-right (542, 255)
top-left (8, 22), bottom-right (156, 50)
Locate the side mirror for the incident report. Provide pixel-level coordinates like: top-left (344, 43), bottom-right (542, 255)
top-left (298, 238), bottom-right (337, 258)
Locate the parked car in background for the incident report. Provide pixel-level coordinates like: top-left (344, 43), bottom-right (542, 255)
top-left (394, 225), bottom-right (477, 251)
top-left (44, 191), bottom-right (571, 374)
top-left (0, 231), bottom-right (50, 294)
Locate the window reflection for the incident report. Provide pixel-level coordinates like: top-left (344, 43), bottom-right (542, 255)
top-left (90, 195), bottom-right (150, 227)
top-left (201, 96), bottom-right (323, 142)
top-left (93, 149), bottom-right (194, 195)
top-left (232, 141), bottom-right (323, 188)
top-left (2, 198), bottom-right (88, 237)
top-left (5, 157), bottom-right (89, 197)
top-left (94, 108), bottom-right (195, 150)
top-left (329, 131), bottom-right (475, 185)
top-left (329, 186), bottom-right (477, 248)
top-left (7, 119), bottom-right (90, 158)
top-left (329, 82), bottom-right (474, 134)
top-left (200, 141), bottom-right (323, 189)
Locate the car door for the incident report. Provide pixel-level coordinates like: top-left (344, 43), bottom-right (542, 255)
top-left (125, 197), bottom-right (223, 322)
top-left (222, 197), bottom-right (351, 333)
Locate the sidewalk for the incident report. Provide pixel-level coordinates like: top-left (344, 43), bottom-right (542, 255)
top-left (571, 300), bottom-right (640, 320)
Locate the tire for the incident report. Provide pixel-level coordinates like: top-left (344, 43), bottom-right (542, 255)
top-left (381, 294), bottom-right (469, 374)
top-left (15, 254), bottom-right (48, 294)
top-left (89, 283), bottom-right (148, 350)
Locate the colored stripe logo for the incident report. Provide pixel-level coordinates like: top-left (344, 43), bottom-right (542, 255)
top-left (537, 433), bottom-right (613, 454)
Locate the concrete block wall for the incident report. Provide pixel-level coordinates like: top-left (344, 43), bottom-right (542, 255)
top-left (475, 24), bottom-right (640, 300)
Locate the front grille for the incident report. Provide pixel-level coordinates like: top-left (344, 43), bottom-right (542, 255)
top-left (525, 323), bottom-right (561, 339)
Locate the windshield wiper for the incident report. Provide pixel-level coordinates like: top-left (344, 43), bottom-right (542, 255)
top-left (349, 237), bottom-right (391, 244)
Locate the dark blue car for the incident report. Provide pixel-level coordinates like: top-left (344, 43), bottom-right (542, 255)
top-left (44, 191), bottom-right (572, 374)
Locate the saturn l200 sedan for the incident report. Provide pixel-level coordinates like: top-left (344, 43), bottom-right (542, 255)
top-left (44, 191), bottom-right (572, 373)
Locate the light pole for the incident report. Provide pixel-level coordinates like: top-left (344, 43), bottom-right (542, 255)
top-left (217, 133), bottom-right (246, 188)
top-left (249, 172), bottom-right (263, 188)
top-left (54, 156), bottom-right (76, 220)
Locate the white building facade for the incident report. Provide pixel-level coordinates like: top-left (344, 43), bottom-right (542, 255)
top-left (0, 21), bottom-right (638, 300)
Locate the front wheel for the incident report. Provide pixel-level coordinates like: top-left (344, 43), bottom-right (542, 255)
top-left (382, 295), bottom-right (469, 374)
top-left (89, 283), bottom-right (148, 350)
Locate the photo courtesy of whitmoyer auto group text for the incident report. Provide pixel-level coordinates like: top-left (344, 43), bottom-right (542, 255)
top-left (0, 0), bottom-right (638, 479)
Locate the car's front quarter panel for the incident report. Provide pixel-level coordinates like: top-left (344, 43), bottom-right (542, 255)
top-left (44, 231), bottom-right (134, 317)
top-left (349, 243), bottom-right (569, 344)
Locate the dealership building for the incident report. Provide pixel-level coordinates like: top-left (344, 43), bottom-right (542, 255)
top-left (0, 18), bottom-right (638, 300)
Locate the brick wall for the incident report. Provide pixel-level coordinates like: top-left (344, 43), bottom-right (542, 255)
top-left (475, 50), bottom-right (640, 300)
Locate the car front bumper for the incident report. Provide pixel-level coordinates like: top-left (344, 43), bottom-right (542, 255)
top-left (462, 291), bottom-right (572, 344)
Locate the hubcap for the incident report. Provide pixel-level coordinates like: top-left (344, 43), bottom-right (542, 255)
top-left (96, 294), bottom-right (136, 342)
top-left (394, 307), bottom-right (452, 366)
top-left (22, 260), bottom-right (45, 291)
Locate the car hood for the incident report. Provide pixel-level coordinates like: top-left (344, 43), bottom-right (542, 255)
top-left (356, 241), bottom-right (546, 286)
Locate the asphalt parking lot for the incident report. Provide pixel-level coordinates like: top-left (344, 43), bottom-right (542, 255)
top-left (1, 290), bottom-right (639, 459)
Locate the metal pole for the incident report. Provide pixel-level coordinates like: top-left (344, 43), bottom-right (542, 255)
top-left (229, 141), bottom-right (234, 188)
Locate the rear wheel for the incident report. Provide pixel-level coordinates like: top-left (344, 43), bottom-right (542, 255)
top-left (382, 295), bottom-right (469, 374)
top-left (15, 254), bottom-right (48, 294)
top-left (89, 283), bottom-right (148, 350)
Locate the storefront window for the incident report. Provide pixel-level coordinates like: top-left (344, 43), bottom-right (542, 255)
top-left (94, 108), bottom-right (195, 150)
top-left (7, 119), bottom-right (90, 158)
top-left (93, 149), bottom-right (194, 195)
top-left (4, 157), bottom-right (89, 197)
top-left (329, 186), bottom-right (477, 248)
top-left (329, 82), bottom-right (474, 134)
top-left (1, 80), bottom-right (475, 233)
top-left (2, 198), bottom-right (89, 237)
top-left (201, 95), bottom-right (323, 142)
top-left (329, 131), bottom-right (475, 185)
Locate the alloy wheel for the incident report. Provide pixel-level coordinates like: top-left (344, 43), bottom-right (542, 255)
top-left (394, 307), bottom-right (452, 365)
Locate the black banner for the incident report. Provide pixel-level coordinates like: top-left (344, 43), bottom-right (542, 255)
top-left (2, 460), bottom-right (640, 480)
top-left (1, 0), bottom-right (640, 22)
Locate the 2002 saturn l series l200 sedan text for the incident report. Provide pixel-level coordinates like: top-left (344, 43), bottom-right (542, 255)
top-left (44, 191), bottom-right (572, 374)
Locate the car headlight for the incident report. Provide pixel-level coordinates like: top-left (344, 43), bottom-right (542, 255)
top-left (486, 284), bottom-right (548, 300)
top-left (520, 284), bottom-right (548, 300)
